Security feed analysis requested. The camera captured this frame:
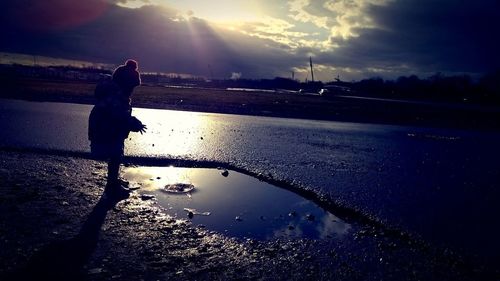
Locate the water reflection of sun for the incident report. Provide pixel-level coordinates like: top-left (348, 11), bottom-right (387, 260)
top-left (125, 108), bottom-right (214, 157)
top-left (122, 166), bottom-right (198, 191)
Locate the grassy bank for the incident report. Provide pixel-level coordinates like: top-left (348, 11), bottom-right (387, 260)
top-left (2, 77), bottom-right (499, 129)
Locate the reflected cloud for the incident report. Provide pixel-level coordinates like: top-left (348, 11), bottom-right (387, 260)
top-left (122, 166), bottom-right (352, 240)
top-left (317, 213), bottom-right (351, 239)
top-left (271, 222), bottom-right (305, 239)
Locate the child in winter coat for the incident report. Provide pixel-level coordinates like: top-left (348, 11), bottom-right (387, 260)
top-left (89, 60), bottom-right (146, 198)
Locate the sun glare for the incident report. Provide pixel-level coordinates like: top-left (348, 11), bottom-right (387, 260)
top-left (124, 108), bottom-right (229, 159)
top-left (122, 166), bottom-right (197, 190)
top-left (118, 0), bottom-right (264, 23)
top-left (163, 0), bottom-right (263, 23)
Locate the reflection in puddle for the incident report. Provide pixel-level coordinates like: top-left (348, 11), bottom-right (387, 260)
top-left (164, 183), bottom-right (195, 193)
top-left (122, 166), bottom-right (351, 240)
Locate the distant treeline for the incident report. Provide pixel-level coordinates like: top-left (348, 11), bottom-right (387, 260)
top-left (351, 72), bottom-right (500, 104)
top-left (2, 63), bottom-right (499, 104)
top-left (0, 64), bottom-right (111, 81)
top-left (145, 71), bottom-right (500, 104)
top-left (206, 73), bottom-right (500, 104)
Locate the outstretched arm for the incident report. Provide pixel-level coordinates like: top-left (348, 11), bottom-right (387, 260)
top-left (129, 116), bottom-right (147, 134)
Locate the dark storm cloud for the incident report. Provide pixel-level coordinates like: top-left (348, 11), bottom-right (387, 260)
top-left (0, 0), bottom-right (109, 31)
top-left (370, 0), bottom-right (500, 73)
top-left (1, 0), bottom-right (499, 80)
top-left (0, 0), bottom-right (291, 78)
top-left (314, 0), bottom-right (500, 77)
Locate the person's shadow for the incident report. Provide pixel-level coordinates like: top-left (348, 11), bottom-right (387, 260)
top-left (8, 194), bottom-right (125, 281)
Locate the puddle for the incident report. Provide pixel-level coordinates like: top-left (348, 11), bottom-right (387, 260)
top-left (122, 166), bottom-right (351, 240)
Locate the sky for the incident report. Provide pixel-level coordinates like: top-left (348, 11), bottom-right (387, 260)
top-left (1, 0), bottom-right (499, 81)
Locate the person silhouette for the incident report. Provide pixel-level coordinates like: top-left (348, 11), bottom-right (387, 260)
top-left (89, 59), bottom-right (146, 198)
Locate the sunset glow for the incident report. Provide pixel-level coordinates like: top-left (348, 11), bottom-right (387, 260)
top-left (2, 0), bottom-right (498, 80)
top-left (120, 0), bottom-right (271, 21)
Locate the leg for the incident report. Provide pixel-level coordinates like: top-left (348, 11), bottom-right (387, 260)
top-left (107, 155), bottom-right (120, 186)
top-left (104, 142), bottom-right (129, 198)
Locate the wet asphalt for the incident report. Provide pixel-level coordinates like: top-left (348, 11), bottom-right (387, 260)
top-left (1, 98), bottom-right (499, 264)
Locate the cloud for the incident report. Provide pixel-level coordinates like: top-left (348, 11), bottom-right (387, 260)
top-left (324, 0), bottom-right (393, 39)
top-left (326, 0), bottom-right (500, 75)
top-left (288, 0), bottom-right (393, 40)
top-left (0, 0), bottom-right (302, 79)
top-left (0, 0), bottom-right (498, 81)
top-left (228, 17), bottom-right (314, 49)
top-left (1, 0), bottom-right (110, 32)
top-left (287, 0), bottom-right (500, 79)
top-left (230, 72), bottom-right (242, 80)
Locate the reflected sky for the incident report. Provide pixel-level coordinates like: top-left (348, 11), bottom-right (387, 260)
top-left (122, 166), bottom-right (351, 240)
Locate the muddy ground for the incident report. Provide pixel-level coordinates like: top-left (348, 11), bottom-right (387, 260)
top-left (0, 150), bottom-right (497, 280)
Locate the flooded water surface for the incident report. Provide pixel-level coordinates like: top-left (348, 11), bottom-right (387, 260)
top-left (122, 166), bottom-right (351, 240)
top-left (4, 100), bottom-right (500, 259)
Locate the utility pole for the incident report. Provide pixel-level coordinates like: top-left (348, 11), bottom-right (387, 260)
top-left (309, 56), bottom-right (314, 83)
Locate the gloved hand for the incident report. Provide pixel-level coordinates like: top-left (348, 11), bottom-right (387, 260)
top-left (129, 116), bottom-right (147, 134)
